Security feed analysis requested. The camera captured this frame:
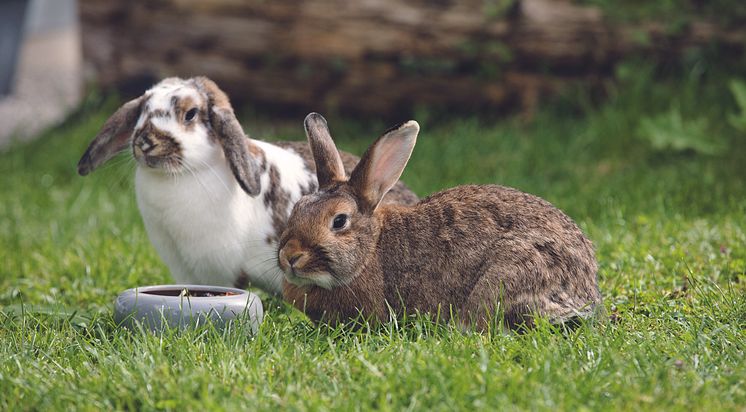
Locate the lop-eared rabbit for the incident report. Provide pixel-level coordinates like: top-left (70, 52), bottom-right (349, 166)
top-left (77, 77), bottom-right (417, 293)
top-left (278, 113), bottom-right (602, 329)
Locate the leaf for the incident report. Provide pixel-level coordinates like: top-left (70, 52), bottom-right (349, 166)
top-left (637, 108), bottom-right (725, 155)
top-left (727, 79), bottom-right (746, 133)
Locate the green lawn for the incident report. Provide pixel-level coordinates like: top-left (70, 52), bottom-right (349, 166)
top-left (1, 67), bottom-right (745, 410)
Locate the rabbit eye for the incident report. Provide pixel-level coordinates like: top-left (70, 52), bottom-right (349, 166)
top-left (185, 108), bottom-right (198, 122)
top-left (331, 214), bottom-right (349, 231)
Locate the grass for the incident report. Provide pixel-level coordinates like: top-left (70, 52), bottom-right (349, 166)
top-left (1, 64), bottom-right (745, 410)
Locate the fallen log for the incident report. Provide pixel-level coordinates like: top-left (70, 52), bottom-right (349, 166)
top-left (80, 0), bottom-right (746, 118)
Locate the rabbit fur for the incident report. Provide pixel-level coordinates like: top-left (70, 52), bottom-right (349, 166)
top-left (77, 77), bottom-right (417, 294)
top-left (278, 113), bottom-right (602, 329)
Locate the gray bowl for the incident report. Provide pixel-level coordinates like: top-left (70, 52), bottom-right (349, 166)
top-left (114, 284), bottom-right (263, 334)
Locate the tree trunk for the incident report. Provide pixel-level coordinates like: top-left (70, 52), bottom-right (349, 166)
top-left (79, 0), bottom-right (745, 119)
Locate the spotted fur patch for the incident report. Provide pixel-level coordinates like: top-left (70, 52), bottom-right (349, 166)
top-left (234, 271), bottom-right (250, 289)
top-left (263, 164), bottom-right (292, 238)
top-left (249, 143), bottom-right (267, 173)
top-left (133, 121), bottom-right (183, 169)
top-left (149, 109), bottom-right (171, 119)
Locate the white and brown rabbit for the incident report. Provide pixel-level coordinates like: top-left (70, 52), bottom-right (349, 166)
top-left (278, 113), bottom-right (602, 329)
top-left (77, 77), bottom-right (417, 294)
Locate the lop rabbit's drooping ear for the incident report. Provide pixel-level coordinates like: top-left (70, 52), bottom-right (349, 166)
top-left (77, 97), bottom-right (143, 176)
top-left (304, 113), bottom-right (346, 189)
top-left (196, 77), bottom-right (262, 196)
top-left (348, 121), bottom-right (419, 214)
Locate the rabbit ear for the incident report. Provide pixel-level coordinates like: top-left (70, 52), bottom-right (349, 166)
top-left (209, 106), bottom-right (262, 196)
top-left (304, 113), bottom-right (346, 189)
top-left (77, 97), bottom-right (143, 175)
top-left (349, 121), bottom-right (419, 214)
top-left (197, 77), bottom-right (262, 196)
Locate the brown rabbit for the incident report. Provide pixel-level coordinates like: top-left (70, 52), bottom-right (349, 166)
top-left (278, 113), bottom-right (602, 330)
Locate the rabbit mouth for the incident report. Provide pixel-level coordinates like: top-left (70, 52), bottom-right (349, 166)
top-left (284, 269), bottom-right (338, 290)
top-left (136, 153), bottom-right (183, 174)
top-left (133, 145), bottom-right (183, 174)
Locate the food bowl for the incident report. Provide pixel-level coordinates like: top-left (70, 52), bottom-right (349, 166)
top-left (114, 284), bottom-right (263, 333)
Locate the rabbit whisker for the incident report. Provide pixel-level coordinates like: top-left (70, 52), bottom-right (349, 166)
top-left (104, 155), bottom-right (136, 190)
top-left (192, 157), bottom-right (232, 197)
top-left (182, 161), bottom-right (219, 203)
top-left (254, 255), bottom-right (283, 269)
top-left (255, 265), bottom-right (286, 288)
top-left (329, 270), bottom-right (358, 299)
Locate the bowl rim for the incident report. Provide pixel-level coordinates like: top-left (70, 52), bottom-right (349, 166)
top-left (119, 284), bottom-right (250, 300)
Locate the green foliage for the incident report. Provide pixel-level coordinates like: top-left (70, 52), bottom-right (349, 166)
top-left (637, 108), bottom-right (723, 155)
top-left (576, 0), bottom-right (746, 27)
top-left (483, 0), bottom-right (517, 20)
top-left (1, 66), bottom-right (746, 409)
top-left (727, 79), bottom-right (746, 133)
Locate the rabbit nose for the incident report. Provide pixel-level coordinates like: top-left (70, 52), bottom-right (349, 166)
top-left (279, 247), bottom-right (309, 270)
top-left (135, 134), bottom-right (155, 152)
top-left (288, 252), bottom-right (306, 267)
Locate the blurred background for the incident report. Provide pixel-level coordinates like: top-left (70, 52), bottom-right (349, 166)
top-left (0, 0), bottom-right (79, 145)
top-left (2, 0), bottom-right (745, 143)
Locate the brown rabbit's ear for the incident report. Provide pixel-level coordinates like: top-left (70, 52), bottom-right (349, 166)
top-left (77, 97), bottom-right (143, 175)
top-left (197, 77), bottom-right (262, 196)
top-left (349, 121), bottom-right (419, 214)
top-left (304, 113), bottom-right (346, 188)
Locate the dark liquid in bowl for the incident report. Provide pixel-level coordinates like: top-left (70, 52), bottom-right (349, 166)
top-left (141, 288), bottom-right (239, 297)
